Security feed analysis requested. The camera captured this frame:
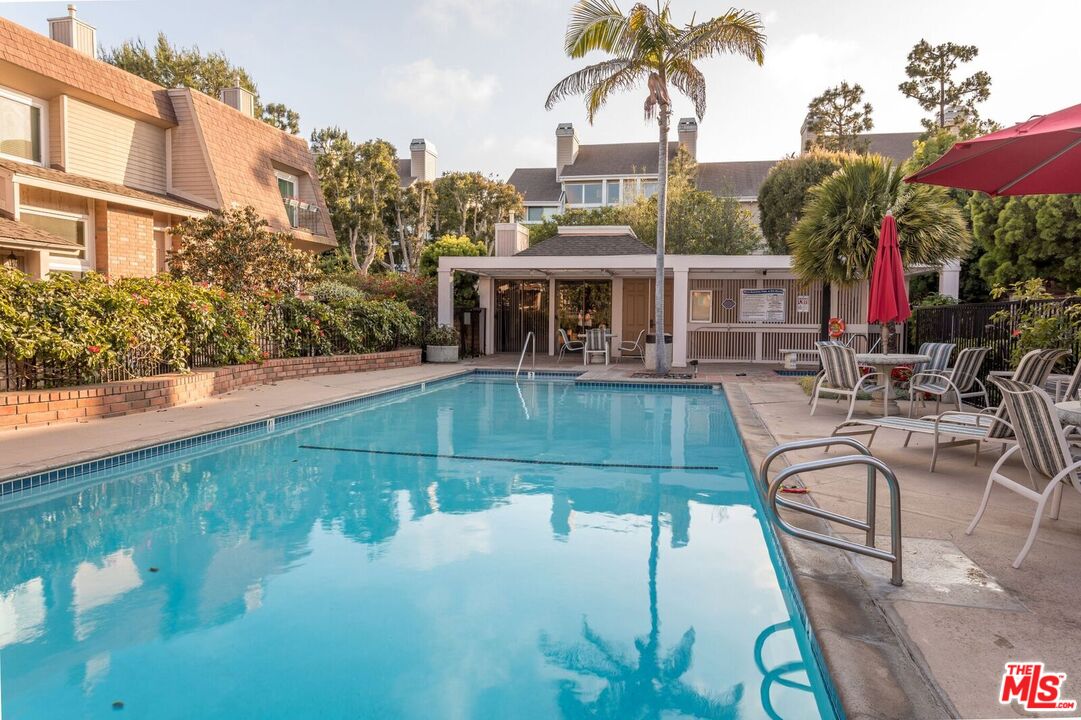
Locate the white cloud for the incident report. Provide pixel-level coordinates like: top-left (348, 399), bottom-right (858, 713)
top-left (381, 59), bottom-right (498, 117)
top-left (416, 0), bottom-right (530, 33)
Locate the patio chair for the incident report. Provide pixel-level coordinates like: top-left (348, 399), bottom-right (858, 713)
top-left (807, 340), bottom-right (847, 406)
top-left (810, 343), bottom-right (885, 421)
top-left (1055, 359), bottom-right (1081, 402)
top-left (557, 329), bottom-right (584, 363)
top-left (583, 328), bottom-right (609, 366)
top-left (834, 348), bottom-right (1069, 471)
top-left (617, 329), bottom-right (646, 362)
top-left (966, 379), bottom-right (1081, 568)
top-left (911, 342), bottom-right (956, 377)
top-left (908, 346), bottom-right (990, 417)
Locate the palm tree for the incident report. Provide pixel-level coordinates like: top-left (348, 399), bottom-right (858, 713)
top-left (789, 154), bottom-right (971, 286)
top-left (546, 1), bottom-right (766, 374)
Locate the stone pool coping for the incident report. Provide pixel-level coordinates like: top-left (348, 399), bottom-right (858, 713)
top-left (724, 382), bottom-right (955, 720)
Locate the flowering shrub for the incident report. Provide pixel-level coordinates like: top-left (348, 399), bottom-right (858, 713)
top-left (0, 269), bottom-right (420, 389)
top-left (990, 279), bottom-right (1081, 367)
top-left (340, 273), bottom-right (436, 319)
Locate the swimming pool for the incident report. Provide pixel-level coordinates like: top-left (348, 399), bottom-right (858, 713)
top-left (0, 374), bottom-right (837, 719)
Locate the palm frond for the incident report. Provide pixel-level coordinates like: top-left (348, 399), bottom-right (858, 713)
top-left (565, 0), bottom-right (631, 58)
top-left (667, 58), bottom-right (706, 119)
top-left (676, 9), bottom-right (766, 64)
top-left (546, 59), bottom-right (641, 121)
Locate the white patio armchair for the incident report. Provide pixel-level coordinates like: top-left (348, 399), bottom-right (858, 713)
top-left (583, 328), bottom-right (609, 366)
top-left (810, 343), bottom-right (886, 421)
top-left (908, 346), bottom-right (990, 417)
top-left (966, 378), bottom-right (1081, 568)
top-left (617, 329), bottom-right (645, 362)
top-left (557, 328), bottom-right (584, 363)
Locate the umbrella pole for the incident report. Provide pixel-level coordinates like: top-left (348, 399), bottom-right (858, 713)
top-left (880, 323), bottom-right (890, 354)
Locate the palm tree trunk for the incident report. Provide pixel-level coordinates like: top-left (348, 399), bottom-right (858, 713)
top-left (654, 110), bottom-right (671, 374)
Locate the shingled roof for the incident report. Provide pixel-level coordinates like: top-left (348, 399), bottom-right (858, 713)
top-left (697, 161), bottom-right (778, 199)
top-left (863, 132), bottom-right (921, 164)
top-left (0, 215), bottom-right (81, 249)
top-left (507, 168), bottom-right (562, 203)
top-left (560, 142), bottom-right (679, 177)
top-left (517, 228), bottom-right (653, 256)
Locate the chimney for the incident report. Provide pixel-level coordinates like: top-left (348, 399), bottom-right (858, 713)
top-left (493, 223), bottom-right (529, 257)
top-left (48, 5), bottom-right (97, 58)
top-left (556, 123), bottom-right (579, 177)
top-left (799, 112), bottom-right (817, 153)
top-left (409, 139), bottom-right (438, 183)
top-left (677, 117), bottom-right (698, 160)
top-left (220, 80), bottom-right (257, 118)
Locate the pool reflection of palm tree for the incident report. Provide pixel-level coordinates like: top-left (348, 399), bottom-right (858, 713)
top-left (540, 478), bottom-right (744, 718)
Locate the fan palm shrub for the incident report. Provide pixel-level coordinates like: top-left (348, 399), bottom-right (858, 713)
top-left (546, 0), bottom-right (766, 372)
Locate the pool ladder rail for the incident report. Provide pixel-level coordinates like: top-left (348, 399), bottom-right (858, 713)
top-left (515, 331), bottom-right (536, 380)
top-left (758, 437), bottom-right (903, 586)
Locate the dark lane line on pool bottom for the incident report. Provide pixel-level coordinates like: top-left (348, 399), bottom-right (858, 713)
top-left (297, 445), bottom-right (719, 472)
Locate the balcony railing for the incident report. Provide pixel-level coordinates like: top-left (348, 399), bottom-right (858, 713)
top-left (283, 197), bottom-right (322, 234)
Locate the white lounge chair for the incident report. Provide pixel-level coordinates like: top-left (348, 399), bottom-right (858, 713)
top-left (557, 329), bottom-right (584, 363)
top-left (583, 328), bottom-right (609, 366)
top-left (966, 378), bottom-right (1081, 568)
top-left (908, 346), bottom-right (990, 417)
top-left (810, 343), bottom-right (886, 421)
top-left (835, 349), bottom-right (1069, 471)
top-left (618, 329), bottom-right (645, 362)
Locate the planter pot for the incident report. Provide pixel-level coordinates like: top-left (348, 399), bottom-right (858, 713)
top-left (643, 334), bottom-right (673, 371)
top-left (426, 345), bottom-right (459, 363)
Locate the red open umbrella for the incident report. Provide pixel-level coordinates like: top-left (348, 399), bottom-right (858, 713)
top-left (867, 212), bottom-right (910, 353)
top-left (905, 102), bottom-right (1081, 196)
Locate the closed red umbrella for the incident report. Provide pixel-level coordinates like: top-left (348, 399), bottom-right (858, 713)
top-left (905, 102), bottom-right (1081, 195)
top-left (867, 212), bottom-right (910, 353)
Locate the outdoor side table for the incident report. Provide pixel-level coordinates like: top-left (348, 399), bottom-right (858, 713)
top-left (856, 352), bottom-right (930, 417)
top-left (1056, 401), bottom-right (1081, 428)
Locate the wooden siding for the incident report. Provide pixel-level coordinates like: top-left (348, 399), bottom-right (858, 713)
top-left (20, 185), bottom-right (88, 215)
top-left (48, 95), bottom-right (65, 169)
top-left (64, 97), bottom-right (167, 194)
top-left (166, 91), bottom-right (218, 206)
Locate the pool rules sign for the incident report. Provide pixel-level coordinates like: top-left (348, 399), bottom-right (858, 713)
top-left (739, 288), bottom-right (786, 323)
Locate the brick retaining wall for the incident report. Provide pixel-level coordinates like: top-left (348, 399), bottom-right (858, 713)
top-left (0, 349), bottom-right (421, 431)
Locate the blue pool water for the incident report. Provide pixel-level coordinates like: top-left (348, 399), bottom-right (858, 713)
top-left (0, 376), bottom-right (836, 719)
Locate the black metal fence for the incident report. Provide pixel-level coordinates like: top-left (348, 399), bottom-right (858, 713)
top-left (455, 308), bottom-right (486, 358)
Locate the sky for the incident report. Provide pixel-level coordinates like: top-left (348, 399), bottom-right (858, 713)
top-left (2, 0), bottom-right (1079, 179)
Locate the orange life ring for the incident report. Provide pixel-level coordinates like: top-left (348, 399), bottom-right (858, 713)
top-left (828, 317), bottom-right (846, 338)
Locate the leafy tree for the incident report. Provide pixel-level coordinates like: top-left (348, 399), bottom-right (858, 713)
top-left (310, 128), bottom-right (400, 273)
top-left (392, 181), bottom-right (437, 273)
top-left (168, 206), bottom-right (317, 294)
top-left (969, 193), bottom-right (1081, 292)
top-left (757, 150), bottom-right (857, 254)
top-left (789, 155), bottom-right (971, 337)
top-left (898, 40), bottom-right (992, 131)
top-left (529, 206), bottom-right (628, 245)
top-left (433, 172), bottom-right (522, 249)
top-left (419, 234), bottom-right (487, 307)
top-left (545, 0), bottom-right (766, 374)
top-left (103, 33), bottom-right (301, 133)
top-left (804, 82), bottom-right (873, 152)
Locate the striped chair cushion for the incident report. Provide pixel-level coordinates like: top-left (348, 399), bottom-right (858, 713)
top-left (984, 349), bottom-right (1072, 439)
top-left (995, 379), bottom-right (1070, 480)
top-left (950, 347), bottom-right (989, 393)
top-left (1063, 360), bottom-right (1081, 402)
top-left (818, 343), bottom-right (861, 390)
top-left (586, 329), bottom-right (606, 351)
top-left (914, 343), bottom-right (955, 374)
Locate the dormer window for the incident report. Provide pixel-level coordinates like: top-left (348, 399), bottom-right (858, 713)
top-left (275, 169), bottom-right (300, 225)
top-left (0, 87), bottom-right (46, 165)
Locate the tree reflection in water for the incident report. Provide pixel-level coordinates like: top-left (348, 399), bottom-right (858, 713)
top-left (539, 478), bottom-right (744, 719)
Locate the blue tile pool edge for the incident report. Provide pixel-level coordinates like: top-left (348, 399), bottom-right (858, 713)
top-left (0, 368), bottom-right (724, 497)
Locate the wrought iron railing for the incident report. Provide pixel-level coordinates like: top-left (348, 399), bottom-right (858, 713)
top-left (283, 197), bottom-right (322, 234)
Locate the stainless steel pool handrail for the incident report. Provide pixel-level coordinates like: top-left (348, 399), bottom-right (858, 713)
top-left (515, 332), bottom-right (536, 380)
top-left (758, 438), bottom-right (903, 586)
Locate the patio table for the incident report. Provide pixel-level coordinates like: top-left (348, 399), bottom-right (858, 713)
top-left (990, 370), bottom-right (1073, 401)
top-left (1056, 400), bottom-right (1081, 428)
top-left (856, 352), bottom-right (930, 417)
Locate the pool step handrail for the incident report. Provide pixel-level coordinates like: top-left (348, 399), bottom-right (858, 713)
top-left (758, 438), bottom-right (902, 586)
top-left (515, 332), bottom-right (536, 380)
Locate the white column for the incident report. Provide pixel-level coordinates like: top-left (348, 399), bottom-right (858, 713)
top-left (939, 259), bottom-right (961, 299)
top-left (672, 269), bottom-right (689, 367)
top-left (437, 270), bottom-right (453, 326)
top-left (477, 276), bottom-right (494, 355)
top-left (611, 277), bottom-right (624, 357)
top-left (548, 277), bottom-right (557, 355)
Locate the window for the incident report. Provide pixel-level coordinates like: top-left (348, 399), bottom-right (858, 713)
top-left (606, 180), bottom-right (621, 205)
top-left (526, 206), bottom-right (546, 222)
top-left (690, 290), bottom-right (713, 323)
top-left (639, 181), bottom-right (658, 199)
top-left (0, 88), bottom-right (46, 164)
top-left (565, 182), bottom-right (602, 206)
top-left (20, 208), bottom-right (88, 261)
top-left (275, 170), bottom-right (299, 226)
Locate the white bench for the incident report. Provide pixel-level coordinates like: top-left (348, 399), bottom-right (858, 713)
top-left (778, 348), bottom-right (822, 370)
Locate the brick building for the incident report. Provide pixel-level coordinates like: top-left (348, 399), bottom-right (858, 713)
top-left (0, 7), bottom-right (334, 279)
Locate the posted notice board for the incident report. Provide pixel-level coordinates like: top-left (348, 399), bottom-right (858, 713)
top-left (739, 287), bottom-right (786, 323)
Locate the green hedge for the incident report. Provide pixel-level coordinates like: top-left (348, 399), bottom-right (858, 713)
top-left (0, 269), bottom-right (420, 388)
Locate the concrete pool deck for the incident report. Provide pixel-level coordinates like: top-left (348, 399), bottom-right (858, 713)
top-left (2, 358), bottom-right (1078, 719)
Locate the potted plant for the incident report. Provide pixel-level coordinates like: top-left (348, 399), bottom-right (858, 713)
top-left (425, 324), bottom-right (460, 363)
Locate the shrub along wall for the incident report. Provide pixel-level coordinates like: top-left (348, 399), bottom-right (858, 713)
top-left (0, 270), bottom-right (421, 392)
